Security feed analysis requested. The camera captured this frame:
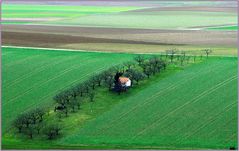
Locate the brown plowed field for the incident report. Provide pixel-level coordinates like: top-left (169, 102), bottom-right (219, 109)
top-left (3, 25), bottom-right (236, 47)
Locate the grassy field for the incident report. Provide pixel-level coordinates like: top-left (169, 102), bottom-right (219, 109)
top-left (59, 56), bottom-right (237, 149)
top-left (25, 11), bottom-right (238, 30)
top-left (206, 25), bottom-right (238, 31)
top-left (2, 4), bottom-right (236, 30)
top-left (1, 1), bottom-right (238, 149)
top-left (2, 47), bottom-right (237, 149)
top-left (2, 4), bottom-right (143, 25)
top-left (2, 47), bottom-right (137, 134)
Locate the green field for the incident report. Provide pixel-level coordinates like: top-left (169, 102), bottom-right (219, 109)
top-left (44, 11), bottom-right (235, 29)
top-left (206, 25), bottom-right (238, 31)
top-left (2, 47), bottom-right (237, 149)
top-left (2, 4), bottom-right (143, 25)
top-left (2, 47), bottom-right (136, 134)
top-left (2, 4), bottom-right (237, 30)
top-left (60, 56), bottom-right (237, 149)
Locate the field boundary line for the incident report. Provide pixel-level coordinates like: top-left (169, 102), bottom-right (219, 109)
top-left (131, 75), bottom-right (237, 139)
top-left (2, 45), bottom-right (237, 57)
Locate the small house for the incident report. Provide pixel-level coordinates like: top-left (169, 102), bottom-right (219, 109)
top-left (119, 77), bottom-right (131, 87)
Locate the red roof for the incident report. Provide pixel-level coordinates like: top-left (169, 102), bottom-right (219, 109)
top-left (119, 77), bottom-right (129, 84)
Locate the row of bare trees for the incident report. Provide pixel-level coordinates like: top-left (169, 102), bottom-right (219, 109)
top-left (13, 108), bottom-right (61, 140)
top-left (52, 54), bottom-right (174, 115)
top-left (13, 49), bottom-right (212, 140)
top-left (165, 48), bottom-right (213, 64)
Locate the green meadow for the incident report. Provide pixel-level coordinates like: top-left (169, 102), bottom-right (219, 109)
top-left (62, 11), bottom-right (236, 29)
top-left (60, 57), bottom-right (237, 149)
top-left (2, 1), bottom-right (238, 149)
top-left (206, 25), bottom-right (238, 31)
top-left (2, 47), bottom-right (237, 149)
top-left (2, 47), bottom-right (136, 134)
top-left (2, 4), bottom-right (143, 19)
top-left (2, 4), bottom-right (237, 30)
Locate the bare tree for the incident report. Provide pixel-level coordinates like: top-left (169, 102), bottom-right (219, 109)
top-left (193, 55), bottom-right (197, 62)
top-left (88, 92), bottom-right (95, 102)
top-left (83, 82), bottom-right (90, 94)
top-left (26, 125), bottom-right (35, 139)
top-left (139, 61), bottom-right (150, 73)
top-left (35, 108), bottom-right (45, 122)
top-left (34, 122), bottom-right (43, 134)
top-left (105, 76), bottom-right (114, 91)
top-left (89, 76), bottom-right (97, 90)
top-left (124, 61), bottom-right (135, 70)
top-left (180, 55), bottom-right (185, 66)
top-left (53, 93), bottom-right (67, 106)
top-left (22, 113), bottom-right (33, 128)
top-left (166, 49), bottom-right (178, 63)
top-left (63, 107), bottom-right (68, 117)
top-left (69, 98), bottom-right (77, 112)
top-left (134, 72), bottom-right (146, 84)
top-left (13, 115), bottom-right (25, 133)
top-left (144, 66), bottom-right (153, 78)
top-left (29, 110), bottom-right (39, 124)
top-left (43, 124), bottom-right (61, 140)
top-left (94, 74), bottom-right (103, 86)
top-left (203, 48), bottom-right (212, 58)
top-left (134, 55), bottom-right (145, 65)
top-left (101, 70), bottom-right (112, 81)
top-left (76, 84), bottom-right (84, 97)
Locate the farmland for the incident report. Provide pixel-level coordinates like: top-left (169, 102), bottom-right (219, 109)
top-left (2, 1), bottom-right (237, 55)
top-left (2, 46), bottom-right (136, 134)
top-left (60, 57), bottom-right (237, 149)
top-left (2, 46), bottom-right (238, 149)
top-left (206, 25), bottom-right (238, 31)
top-left (1, 0), bottom-right (238, 150)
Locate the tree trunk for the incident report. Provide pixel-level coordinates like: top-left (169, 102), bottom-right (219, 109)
top-left (18, 127), bottom-right (22, 133)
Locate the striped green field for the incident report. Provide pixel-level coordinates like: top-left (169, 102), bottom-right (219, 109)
top-left (60, 11), bottom-right (236, 29)
top-left (60, 56), bottom-right (238, 149)
top-left (2, 47), bottom-right (238, 149)
top-left (2, 4), bottom-right (143, 25)
top-left (2, 4), bottom-right (236, 30)
top-left (2, 47), bottom-right (136, 134)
